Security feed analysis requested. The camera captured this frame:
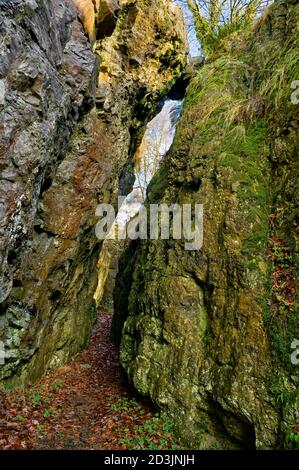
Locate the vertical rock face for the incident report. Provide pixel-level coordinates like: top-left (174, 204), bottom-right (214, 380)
top-left (0, 0), bottom-right (99, 385)
top-left (0, 0), bottom-right (98, 305)
top-left (0, 0), bottom-right (187, 387)
top-left (113, 1), bottom-right (299, 449)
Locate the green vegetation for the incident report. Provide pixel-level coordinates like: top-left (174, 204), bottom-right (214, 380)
top-left (121, 415), bottom-right (182, 450)
top-left (185, 0), bottom-right (271, 56)
top-left (121, 413), bottom-right (183, 450)
top-left (181, 49), bottom-right (271, 267)
top-left (16, 415), bottom-right (25, 422)
top-left (51, 379), bottom-right (64, 391)
top-left (285, 430), bottom-right (299, 450)
top-left (183, 0), bottom-right (299, 371)
top-left (29, 391), bottom-right (52, 406)
top-left (271, 384), bottom-right (297, 407)
top-left (109, 397), bottom-right (144, 413)
top-left (264, 237), bottom-right (298, 371)
top-left (109, 397), bottom-right (183, 450)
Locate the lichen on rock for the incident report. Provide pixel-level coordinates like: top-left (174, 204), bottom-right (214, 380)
top-left (113, 0), bottom-right (299, 450)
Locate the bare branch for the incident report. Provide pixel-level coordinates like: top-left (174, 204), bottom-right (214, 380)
top-left (180, 0), bottom-right (272, 55)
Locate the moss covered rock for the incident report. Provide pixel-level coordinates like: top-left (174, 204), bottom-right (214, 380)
top-left (0, 0), bottom-right (187, 388)
top-left (113, 1), bottom-right (299, 449)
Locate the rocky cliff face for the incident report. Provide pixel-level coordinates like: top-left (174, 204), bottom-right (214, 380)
top-left (0, 0), bottom-right (187, 387)
top-left (113, 1), bottom-right (299, 449)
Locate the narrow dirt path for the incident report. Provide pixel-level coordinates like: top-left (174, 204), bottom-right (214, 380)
top-left (0, 312), bottom-right (180, 450)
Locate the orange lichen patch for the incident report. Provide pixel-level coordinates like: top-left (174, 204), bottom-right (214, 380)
top-left (72, 0), bottom-right (100, 43)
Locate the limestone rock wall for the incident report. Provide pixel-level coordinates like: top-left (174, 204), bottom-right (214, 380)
top-left (0, 0), bottom-right (187, 387)
top-left (113, 0), bottom-right (299, 449)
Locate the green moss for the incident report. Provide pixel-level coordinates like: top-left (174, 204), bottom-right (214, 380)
top-left (113, 1), bottom-right (299, 449)
top-left (89, 299), bottom-right (98, 325)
